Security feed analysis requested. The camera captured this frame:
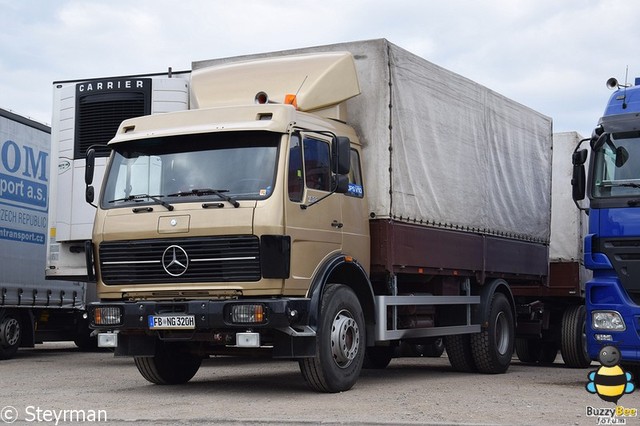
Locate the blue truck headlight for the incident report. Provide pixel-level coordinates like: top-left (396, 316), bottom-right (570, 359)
top-left (592, 311), bottom-right (626, 331)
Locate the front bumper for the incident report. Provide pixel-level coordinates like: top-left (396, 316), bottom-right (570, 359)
top-left (88, 298), bottom-right (315, 358)
top-left (586, 279), bottom-right (640, 363)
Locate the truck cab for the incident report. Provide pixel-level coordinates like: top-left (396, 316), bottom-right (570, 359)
top-left (88, 53), bottom-right (376, 392)
top-left (573, 77), bottom-right (640, 378)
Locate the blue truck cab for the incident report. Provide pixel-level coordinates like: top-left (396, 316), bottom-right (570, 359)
top-left (572, 77), bottom-right (640, 377)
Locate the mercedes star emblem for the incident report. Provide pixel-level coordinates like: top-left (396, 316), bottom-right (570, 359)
top-left (162, 245), bottom-right (189, 277)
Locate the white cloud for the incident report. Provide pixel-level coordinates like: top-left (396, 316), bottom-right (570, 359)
top-left (0, 0), bottom-right (639, 136)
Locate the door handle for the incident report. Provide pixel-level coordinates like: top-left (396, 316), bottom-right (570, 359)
top-left (331, 220), bottom-right (344, 229)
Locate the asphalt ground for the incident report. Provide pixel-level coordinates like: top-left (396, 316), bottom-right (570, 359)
top-left (0, 342), bottom-right (636, 426)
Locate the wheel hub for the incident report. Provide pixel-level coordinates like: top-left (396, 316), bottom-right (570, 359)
top-left (494, 312), bottom-right (509, 355)
top-left (330, 310), bottom-right (360, 368)
top-left (0, 317), bottom-right (20, 347)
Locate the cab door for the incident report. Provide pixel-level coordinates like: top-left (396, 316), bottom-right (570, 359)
top-left (284, 132), bottom-right (342, 294)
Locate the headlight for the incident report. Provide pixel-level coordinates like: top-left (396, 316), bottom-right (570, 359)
top-left (93, 306), bottom-right (123, 326)
top-left (592, 311), bottom-right (626, 331)
top-left (230, 304), bottom-right (266, 324)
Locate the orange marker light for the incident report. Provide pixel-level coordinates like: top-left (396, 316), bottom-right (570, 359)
top-left (284, 94), bottom-right (298, 108)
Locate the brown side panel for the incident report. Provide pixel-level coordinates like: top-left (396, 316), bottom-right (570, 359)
top-left (548, 261), bottom-right (580, 290)
top-left (511, 261), bottom-right (581, 298)
top-left (484, 235), bottom-right (549, 277)
top-left (370, 219), bottom-right (483, 274)
top-left (370, 219), bottom-right (548, 283)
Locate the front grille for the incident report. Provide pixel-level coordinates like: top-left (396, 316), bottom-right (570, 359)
top-left (99, 236), bottom-right (261, 284)
top-left (597, 237), bottom-right (640, 302)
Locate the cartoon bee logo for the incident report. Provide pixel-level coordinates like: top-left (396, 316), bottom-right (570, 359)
top-left (586, 345), bottom-right (635, 404)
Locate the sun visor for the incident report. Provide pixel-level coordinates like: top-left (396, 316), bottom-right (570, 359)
top-left (599, 112), bottom-right (640, 133)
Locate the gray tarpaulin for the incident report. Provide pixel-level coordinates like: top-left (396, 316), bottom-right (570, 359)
top-left (194, 39), bottom-right (553, 243)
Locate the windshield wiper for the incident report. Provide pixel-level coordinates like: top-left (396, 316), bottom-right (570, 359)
top-left (167, 188), bottom-right (239, 208)
top-left (108, 194), bottom-right (174, 211)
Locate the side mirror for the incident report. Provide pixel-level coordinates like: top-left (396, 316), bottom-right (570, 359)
top-left (572, 149), bottom-right (588, 166)
top-left (85, 185), bottom-right (95, 204)
top-left (571, 149), bottom-right (587, 202)
top-left (333, 174), bottom-right (350, 194)
top-left (85, 148), bottom-right (96, 207)
top-left (332, 136), bottom-right (351, 175)
top-left (85, 148), bottom-right (95, 185)
top-left (615, 146), bottom-right (629, 167)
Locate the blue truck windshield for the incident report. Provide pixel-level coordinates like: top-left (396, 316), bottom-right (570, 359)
top-left (591, 132), bottom-right (640, 199)
top-left (101, 131), bottom-right (279, 208)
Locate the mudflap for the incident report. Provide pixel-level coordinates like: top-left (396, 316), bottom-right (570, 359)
top-left (273, 328), bottom-right (316, 358)
top-left (114, 333), bottom-right (156, 357)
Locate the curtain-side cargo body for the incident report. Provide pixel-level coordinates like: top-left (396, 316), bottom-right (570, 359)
top-left (0, 108), bottom-right (90, 359)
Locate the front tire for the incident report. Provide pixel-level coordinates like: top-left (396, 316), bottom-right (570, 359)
top-left (74, 316), bottom-right (98, 351)
top-left (471, 292), bottom-right (514, 373)
top-left (560, 305), bottom-right (591, 368)
top-left (299, 284), bottom-right (365, 393)
top-left (134, 342), bottom-right (202, 385)
top-left (0, 311), bottom-right (21, 360)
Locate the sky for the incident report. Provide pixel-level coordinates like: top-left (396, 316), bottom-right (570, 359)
top-left (1, 0), bottom-right (639, 138)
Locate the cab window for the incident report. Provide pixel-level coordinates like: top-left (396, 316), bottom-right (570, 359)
top-left (288, 134), bottom-right (304, 202)
top-left (347, 149), bottom-right (364, 198)
top-left (303, 137), bottom-right (331, 192)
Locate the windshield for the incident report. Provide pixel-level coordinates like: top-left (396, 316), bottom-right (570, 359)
top-left (101, 131), bottom-right (279, 208)
top-left (591, 131), bottom-right (640, 199)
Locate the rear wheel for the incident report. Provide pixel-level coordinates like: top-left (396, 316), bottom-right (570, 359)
top-left (0, 311), bottom-right (21, 360)
top-left (623, 364), bottom-right (640, 386)
top-left (422, 338), bottom-right (446, 358)
top-left (134, 342), bottom-right (202, 384)
top-left (516, 338), bottom-right (558, 365)
top-left (363, 346), bottom-right (394, 369)
top-left (538, 342), bottom-right (558, 365)
top-left (445, 334), bottom-right (476, 372)
top-left (299, 284), bottom-right (365, 392)
top-left (561, 305), bottom-right (591, 368)
top-left (401, 338), bottom-right (445, 358)
top-left (471, 292), bottom-right (514, 373)
top-left (515, 338), bottom-right (541, 364)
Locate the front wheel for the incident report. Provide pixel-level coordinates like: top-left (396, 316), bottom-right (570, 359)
top-left (299, 284), bottom-right (365, 393)
top-left (561, 305), bottom-right (591, 368)
top-left (134, 342), bottom-right (202, 385)
top-left (0, 311), bottom-right (21, 360)
top-left (471, 292), bottom-right (514, 373)
top-left (74, 316), bottom-right (98, 351)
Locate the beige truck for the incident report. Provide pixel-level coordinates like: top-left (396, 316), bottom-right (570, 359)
top-left (85, 40), bottom-right (582, 393)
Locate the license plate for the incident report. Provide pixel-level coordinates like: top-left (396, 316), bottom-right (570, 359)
top-left (148, 315), bottom-right (196, 330)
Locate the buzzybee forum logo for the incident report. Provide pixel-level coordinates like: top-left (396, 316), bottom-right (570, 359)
top-left (585, 346), bottom-right (637, 424)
